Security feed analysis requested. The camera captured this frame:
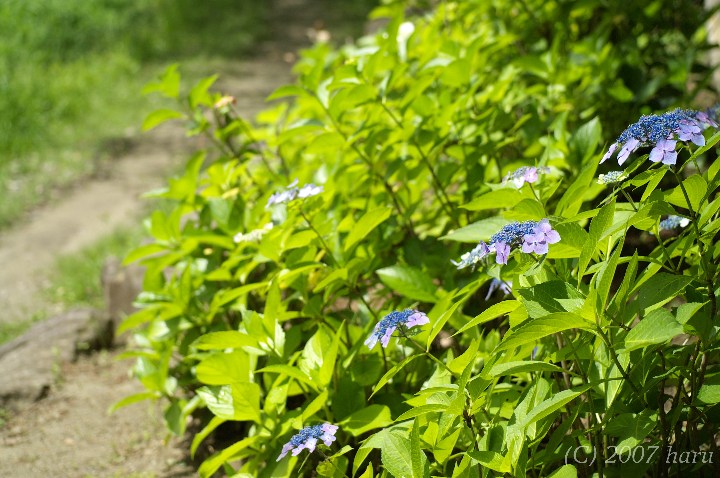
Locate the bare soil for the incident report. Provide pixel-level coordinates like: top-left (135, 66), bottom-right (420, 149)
top-left (0, 1), bottom-right (355, 475)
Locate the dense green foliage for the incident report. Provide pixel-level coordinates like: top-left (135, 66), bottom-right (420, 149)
top-left (120, 1), bottom-right (720, 476)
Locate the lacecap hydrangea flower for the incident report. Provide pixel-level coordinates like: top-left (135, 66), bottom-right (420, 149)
top-left (453, 219), bottom-right (560, 268)
top-left (597, 170), bottom-right (626, 185)
top-left (365, 309), bottom-right (430, 349)
top-left (277, 423), bottom-right (339, 461)
top-left (266, 179), bottom-right (323, 208)
top-left (503, 166), bottom-right (550, 188)
top-left (659, 215), bottom-right (690, 231)
top-left (601, 108), bottom-right (717, 166)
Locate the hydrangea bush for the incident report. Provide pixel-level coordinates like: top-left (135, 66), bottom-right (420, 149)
top-left (117, 1), bottom-right (720, 476)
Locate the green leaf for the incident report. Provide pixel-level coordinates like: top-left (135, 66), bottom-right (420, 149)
top-left (191, 416), bottom-right (225, 458)
top-left (189, 74), bottom-right (218, 108)
top-left (108, 391), bottom-right (158, 414)
top-left (547, 464), bottom-right (578, 478)
top-left (665, 175), bottom-right (707, 211)
top-left (196, 351), bottom-right (250, 385)
top-left (341, 405), bottom-right (393, 436)
top-left (377, 265), bottom-right (438, 303)
top-left (142, 109), bottom-right (186, 131)
top-left (461, 189), bottom-right (526, 211)
top-left (696, 374), bottom-right (720, 405)
top-left (371, 354), bottom-right (422, 397)
top-left (122, 243), bottom-right (168, 265)
top-left (381, 430), bottom-right (415, 478)
top-left (441, 217), bottom-right (511, 243)
top-left (486, 360), bottom-right (564, 377)
top-left (517, 281), bottom-right (585, 319)
top-left (633, 273), bottom-right (693, 315)
top-left (198, 436), bottom-right (259, 478)
top-left (142, 63), bottom-right (180, 98)
top-left (622, 308), bottom-right (683, 352)
top-left (396, 404), bottom-right (448, 421)
top-left (255, 364), bottom-right (318, 391)
top-left (266, 84), bottom-right (308, 101)
top-left (410, 420), bottom-right (430, 478)
top-left (605, 409), bottom-right (656, 449)
top-left (196, 383), bottom-right (261, 422)
top-left (345, 206), bottom-right (393, 251)
top-left (454, 300), bottom-right (520, 335)
top-left (578, 199), bottom-right (615, 279)
top-left (466, 451), bottom-right (510, 474)
top-left (192, 331), bottom-right (260, 350)
top-left (520, 385), bottom-right (591, 428)
top-left (495, 313), bottom-right (594, 353)
top-left (571, 117), bottom-right (602, 163)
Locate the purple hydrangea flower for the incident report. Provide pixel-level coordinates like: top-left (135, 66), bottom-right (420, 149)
top-left (485, 278), bottom-right (512, 300)
top-left (277, 423), bottom-right (339, 461)
top-left (503, 166), bottom-right (551, 188)
top-left (453, 219), bottom-right (561, 269)
top-left (495, 241), bottom-right (510, 265)
top-left (601, 108), bottom-right (717, 167)
top-left (521, 219), bottom-right (561, 254)
top-left (364, 309), bottom-right (430, 349)
top-left (267, 179), bottom-right (324, 208)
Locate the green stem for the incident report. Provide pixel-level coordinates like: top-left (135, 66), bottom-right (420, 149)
top-left (299, 209), bottom-right (340, 268)
top-left (402, 332), bottom-right (455, 376)
top-left (595, 326), bottom-right (647, 406)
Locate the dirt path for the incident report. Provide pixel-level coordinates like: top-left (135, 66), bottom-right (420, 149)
top-left (0, 1), bottom-right (357, 476)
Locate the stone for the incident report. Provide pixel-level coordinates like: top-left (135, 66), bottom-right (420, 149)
top-left (101, 256), bottom-right (144, 344)
top-left (0, 308), bottom-right (112, 409)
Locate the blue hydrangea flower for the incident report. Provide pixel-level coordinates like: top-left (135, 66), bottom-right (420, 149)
top-left (277, 423), bottom-right (339, 461)
top-left (365, 309), bottom-right (430, 349)
top-left (659, 215), bottom-right (690, 231)
top-left (453, 219), bottom-right (561, 267)
top-left (485, 278), bottom-right (512, 300)
top-left (601, 108), bottom-right (716, 166)
top-left (597, 170), bottom-right (626, 185)
top-left (267, 179), bottom-right (324, 208)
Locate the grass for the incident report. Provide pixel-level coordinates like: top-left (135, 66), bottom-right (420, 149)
top-left (0, 0), bottom-right (269, 229)
top-left (47, 225), bottom-right (147, 308)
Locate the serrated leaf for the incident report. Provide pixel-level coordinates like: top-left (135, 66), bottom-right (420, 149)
top-left (196, 383), bottom-right (261, 422)
top-left (494, 313), bottom-right (595, 353)
top-left (517, 281), bottom-right (585, 319)
top-left (521, 385), bottom-right (591, 428)
top-left (622, 308), bottom-right (683, 352)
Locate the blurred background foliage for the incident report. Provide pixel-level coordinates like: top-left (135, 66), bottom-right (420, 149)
top-left (0, 0), bottom-right (376, 228)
